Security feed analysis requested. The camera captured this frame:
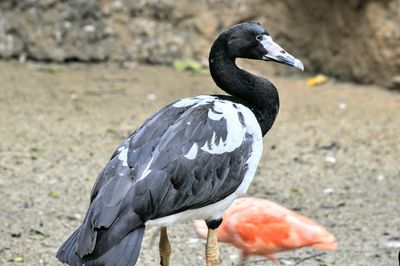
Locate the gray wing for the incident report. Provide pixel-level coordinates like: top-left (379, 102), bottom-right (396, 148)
top-left (74, 95), bottom-right (262, 258)
top-left (130, 105), bottom-right (255, 220)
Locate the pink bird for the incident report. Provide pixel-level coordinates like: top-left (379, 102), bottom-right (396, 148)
top-left (194, 197), bottom-right (336, 265)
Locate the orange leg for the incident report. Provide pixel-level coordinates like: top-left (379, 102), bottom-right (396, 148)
top-left (205, 228), bottom-right (220, 266)
top-left (159, 227), bottom-right (171, 266)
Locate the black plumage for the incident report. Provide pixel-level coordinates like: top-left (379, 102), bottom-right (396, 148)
top-left (56, 22), bottom-right (303, 265)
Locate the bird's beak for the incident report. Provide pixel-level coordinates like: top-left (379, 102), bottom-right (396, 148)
top-left (260, 35), bottom-right (304, 71)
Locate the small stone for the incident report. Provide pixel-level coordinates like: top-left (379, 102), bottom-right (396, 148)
top-left (147, 94), bottom-right (157, 101)
top-left (11, 232), bottom-right (21, 238)
top-left (104, 26), bottom-right (115, 36)
top-left (323, 188), bottom-right (335, 194)
top-left (376, 175), bottom-right (385, 181)
top-left (385, 237), bottom-right (400, 248)
top-left (280, 259), bottom-right (295, 265)
top-left (63, 21), bottom-right (72, 29)
top-left (111, 1), bottom-right (124, 12)
top-left (66, 213), bottom-right (81, 221)
top-left (187, 238), bottom-right (199, 244)
top-left (83, 25), bottom-right (96, 33)
top-left (229, 253), bottom-right (239, 260)
top-left (324, 156), bottom-right (337, 164)
top-left (338, 102), bottom-right (347, 110)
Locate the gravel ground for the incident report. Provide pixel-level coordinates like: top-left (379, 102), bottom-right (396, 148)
top-left (0, 61), bottom-right (399, 266)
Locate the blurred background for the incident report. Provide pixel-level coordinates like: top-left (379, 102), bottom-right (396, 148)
top-left (0, 0), bottom-right (399, 265)
top-left (1, 0), bottom-right (399, 87)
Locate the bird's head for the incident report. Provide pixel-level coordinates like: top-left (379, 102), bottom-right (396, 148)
top-left (217, 22), bottom-right (304, 71)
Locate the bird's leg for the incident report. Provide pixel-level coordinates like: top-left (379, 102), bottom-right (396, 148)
top-left (239, 251), bottom-right (249, 266)
top-left (206, 229), bottom-right (219, 266)
top-left (266, 254), bottom-right (281, 266)
top-left (205, 219), bottom-right (222, 266)
top-left (159, 227), bottom-right (171, 266)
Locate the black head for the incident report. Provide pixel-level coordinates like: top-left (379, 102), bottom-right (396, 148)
top-left (216, 22), bottom-right (303, 71)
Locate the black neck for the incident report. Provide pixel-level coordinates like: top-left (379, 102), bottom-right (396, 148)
top-left (209, 38), bottom-right (279, 136)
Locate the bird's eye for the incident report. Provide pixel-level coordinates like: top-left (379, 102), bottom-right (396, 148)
top-left (256, 34), bottom-right (264, 41)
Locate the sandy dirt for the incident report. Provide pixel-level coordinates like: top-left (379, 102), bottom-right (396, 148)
top-left (0, 61), bottom-right (399, 266)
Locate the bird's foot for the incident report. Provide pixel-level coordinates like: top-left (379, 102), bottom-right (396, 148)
top-left (205, 228), bottom-right (220, 266)
top-left (159, 227), bottom-right (171, 266)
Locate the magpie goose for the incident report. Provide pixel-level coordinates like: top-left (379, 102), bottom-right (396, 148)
top-left (56, 22), bottom-right (304, 266)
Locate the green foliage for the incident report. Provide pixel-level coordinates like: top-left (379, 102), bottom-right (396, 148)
top-left (173, 59), bottom-right (206, 74)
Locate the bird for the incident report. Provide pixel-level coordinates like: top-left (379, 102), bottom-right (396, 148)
top-left (56, 22), bottom-right (304, 266)
top-left (194, 197), bottom-right (337, 265)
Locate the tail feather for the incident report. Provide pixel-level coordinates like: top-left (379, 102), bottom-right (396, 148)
top-left (56, 226), bottom-right (145, 266)
top-left (82, 226), bottom-right (145, 266)
top-left (56, 227), bottom-right (84, 266)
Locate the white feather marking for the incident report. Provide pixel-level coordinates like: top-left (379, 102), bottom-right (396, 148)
top-left (233, 104), bottom-right (263, 195)
top-left (146, 191), bottom-right (237, 227)
top-left (184, 143), bottom-right (198, 160)
top-left (207, 108), bottom-right (222, 120)
top-left (118, 147), bottom-right (128, 166)
top-left (117, 138), bottom-right (131, 166)
top-left (138, 157), bottom-right (154, 180)
top-left (201, 101), bottom-right (247, 154)
top-left (172, 95), bottom-right (216, 108)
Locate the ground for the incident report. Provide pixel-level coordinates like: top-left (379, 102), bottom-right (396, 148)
top-left (0, 61), bottom-right (399, 266)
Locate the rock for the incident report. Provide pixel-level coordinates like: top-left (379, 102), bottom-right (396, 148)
top-left (388, 75), bottom-right (400, 91)
top-left (0, 10), bottom-right (24, 57)
top-left (0, 0), bottom-right (399, 87)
